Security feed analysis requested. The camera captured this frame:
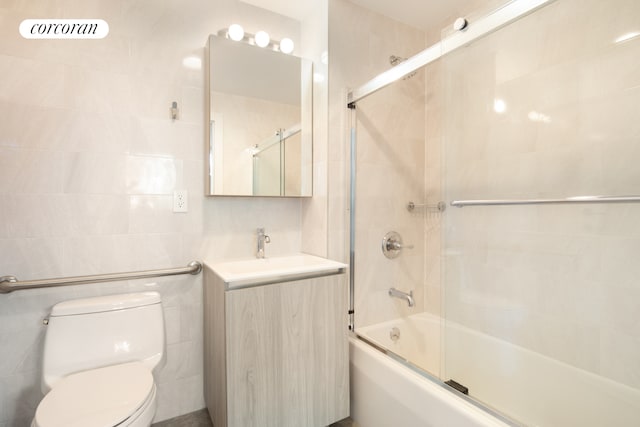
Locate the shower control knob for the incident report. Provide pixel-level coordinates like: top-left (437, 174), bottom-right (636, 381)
top-left (382, 231), bottom-right (413, 259)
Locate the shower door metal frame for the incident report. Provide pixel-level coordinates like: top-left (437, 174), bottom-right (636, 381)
top-left (348, 105), bottom-right (357, 331)
top-left (344, 1), bottom-right (559, 426)
top-left (252, 124), bottom-right (303, 196)
top-left (346, 0), bottom-right (555, 107)
top-left (346, 0), bottom-right (556, 333)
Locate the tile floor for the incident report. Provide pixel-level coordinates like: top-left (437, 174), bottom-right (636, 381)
top-left (152, 409), bottom-right (213, 426)
top-left (152, 409), bottom-right (354, 426)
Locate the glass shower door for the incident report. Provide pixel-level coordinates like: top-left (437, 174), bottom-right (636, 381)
top-left (253, 137), bottom-right (283, 196)
top-left (349, 52), bottom-right (441, 377)
top-left (252, 126), bottom-right (304, 196)
top-left (441, 0), bottom-right (640, 424)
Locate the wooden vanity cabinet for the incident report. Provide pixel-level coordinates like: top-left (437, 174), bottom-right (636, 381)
top-left (204, 266), bottom-right (349, 427)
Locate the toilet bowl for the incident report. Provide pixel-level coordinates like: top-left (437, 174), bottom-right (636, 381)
top-left (32, 292), bottom-right (165, 427)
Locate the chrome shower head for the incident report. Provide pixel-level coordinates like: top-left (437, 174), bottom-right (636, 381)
top-left (389, 55), bottom-right (417, 79)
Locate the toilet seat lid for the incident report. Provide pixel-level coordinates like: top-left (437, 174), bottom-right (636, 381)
top-left (34, 362), bottom-right (154, 427)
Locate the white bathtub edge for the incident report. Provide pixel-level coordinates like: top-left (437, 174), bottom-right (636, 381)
top-left (350, 336), bottom-right (512, 427)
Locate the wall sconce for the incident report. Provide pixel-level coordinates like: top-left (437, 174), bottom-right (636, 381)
top-left (227, 24), bottom-right (244, 41)
top-left (219, 25), bottom-right (295, 54)
top-left (279, 38), bottom-right (294, 54)
top-left (254, 30), bottom-right (270, 48)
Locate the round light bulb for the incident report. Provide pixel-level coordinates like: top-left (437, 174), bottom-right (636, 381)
top-left (255, 30), bottom-right (270, 48)
top-left (279, 38), bottom-right (294, 54)
top-left (228, 24), bottom-right (244, 41)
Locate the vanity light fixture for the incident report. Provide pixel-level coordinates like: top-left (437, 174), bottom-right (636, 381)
top-left (219, 26), bottom-right (295, 54)
top-left (254, 30), bottom-right (270, 48)
top-left (227, 24), bottom-right (244, 41)
top-left (279, 37), bottom-right (294, 54)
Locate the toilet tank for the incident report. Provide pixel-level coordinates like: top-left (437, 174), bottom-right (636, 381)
top-left (41, 292), bottom-right (165, 392)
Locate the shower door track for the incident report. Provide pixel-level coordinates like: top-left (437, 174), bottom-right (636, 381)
top-left (346, 0), bottom-right (556, 107)
top-left (346, 0), bottom-right (557, 334)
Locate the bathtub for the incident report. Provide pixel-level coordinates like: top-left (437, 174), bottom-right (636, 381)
top-left (351, 313), bottom-right (511, 427)
top-left (351, 312), bottom-right (640, 427)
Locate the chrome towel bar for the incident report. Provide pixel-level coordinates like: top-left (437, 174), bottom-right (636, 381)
top-left (451, 195), bottom-right (640, 208)
top-left (0, 261), bottom-right (202, 293)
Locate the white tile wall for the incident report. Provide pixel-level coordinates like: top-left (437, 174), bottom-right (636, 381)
top-left (300, 0), bottom-right (329, 258)
top-left (0, 0), bottom-right (313, 425)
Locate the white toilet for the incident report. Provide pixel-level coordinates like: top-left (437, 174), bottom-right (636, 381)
top-left (32, 292), bottom-right (166, 427)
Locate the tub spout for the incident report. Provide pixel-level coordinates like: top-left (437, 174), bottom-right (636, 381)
top-left (389, 287), bottom-right (414, 307)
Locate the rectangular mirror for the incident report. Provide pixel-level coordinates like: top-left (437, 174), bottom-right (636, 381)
top-left (206, 34), bottom-right (313, 197)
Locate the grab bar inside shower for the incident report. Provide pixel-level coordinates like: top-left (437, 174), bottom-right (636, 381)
top-left (0, 261), bottom-right (202, 293)
top-left (450, 195), bottom-right (640, 208)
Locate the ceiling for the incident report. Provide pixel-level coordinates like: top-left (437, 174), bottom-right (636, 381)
top-left (239, 0), bottom-right (316, 21)
top-left (240, 0), bottom-right (492, 31)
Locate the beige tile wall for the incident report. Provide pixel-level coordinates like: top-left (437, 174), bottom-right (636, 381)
top-left (330, 0), bottom-right (640, 398)
top-left (210, 91), bottom-right (300, 195)
top-left (328, 0), bottom-right (427, 328)
top-left (440, 0), bottom-right (640, 389)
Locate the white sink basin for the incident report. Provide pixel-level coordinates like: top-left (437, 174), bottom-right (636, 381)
top-left (207, 254), bottom-right (347, 289)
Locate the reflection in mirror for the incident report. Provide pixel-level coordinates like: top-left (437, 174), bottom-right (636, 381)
top-left (206, 34), bottom-right (312, 197)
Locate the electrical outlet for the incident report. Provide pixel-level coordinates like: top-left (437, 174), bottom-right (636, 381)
top-left (173, 190), bottom-right (188, 213)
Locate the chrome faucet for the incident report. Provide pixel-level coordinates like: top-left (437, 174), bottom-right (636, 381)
top-left (388, 287), bottom-right (414, 307)
top-left (256, 228), bottom-right (271, 259)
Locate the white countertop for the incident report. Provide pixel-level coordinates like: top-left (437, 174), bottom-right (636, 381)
top-left (206, 253), bottom-right (347, 289)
